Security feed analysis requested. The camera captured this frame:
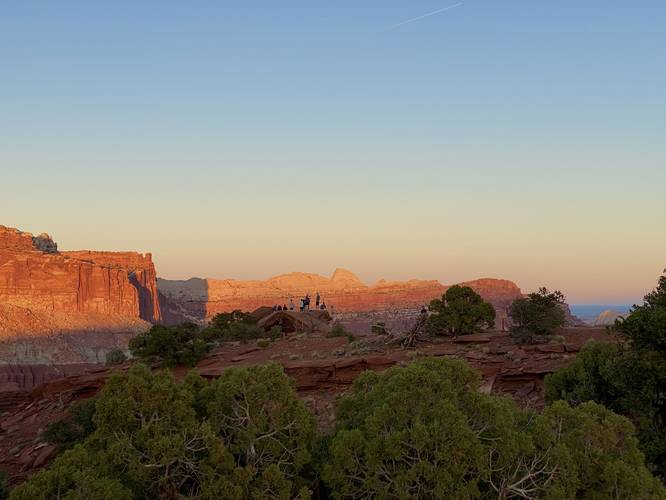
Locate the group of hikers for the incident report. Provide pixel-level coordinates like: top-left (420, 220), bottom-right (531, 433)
top-left (271, 291), bottom-right (327, 313)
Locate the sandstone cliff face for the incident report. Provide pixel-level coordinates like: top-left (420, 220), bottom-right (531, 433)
top-left (0, 226), bottom-right (160, 322)
top-left (157, 269), bottom-right (524, 329)
top-left (62, 251), bottom-right (161, 323)
top-left (0, 226), bottom-right (161, 362)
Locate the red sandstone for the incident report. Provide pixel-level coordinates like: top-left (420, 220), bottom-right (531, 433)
top-left (157, 269), bottom-right (523, 324)
top-left (0, 226), bottom-right (161, 343)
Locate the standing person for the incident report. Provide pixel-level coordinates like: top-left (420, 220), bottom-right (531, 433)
top-left (316, 291), bottom-right (321, 310)
top-left (300, 298), bottom-right (305, 312)
top-left (305, 294), bottom-right (310, 311)
top-left (289, 298), bottom-right (295, 310)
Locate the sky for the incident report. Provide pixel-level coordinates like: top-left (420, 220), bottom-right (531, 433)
top-left (1, 1), bottom-right (665, 304)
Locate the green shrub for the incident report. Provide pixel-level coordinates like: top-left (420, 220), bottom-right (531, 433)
top-left (195, 363), bottom-right (317, 497)
top-left (12, 357), bottom-right (666, 499)
top-left (427, 285), bottom-right (496, 336)
top-left (323, 357), bottom-right (665, 499)
top-left (268, 325), bottom-right (283, 340)
top-left (257, 339), bottom-right (270, 348)
top-left (547, 341), bottom-right (666, 479)
top-left (14, 364), bottom-right (316, 500)
top-left (326, 323), bottom-right (350, 338)
top-left (42, 398), bottom-right (97, 453)
top-left (128, 322), bottom-right (209, 367)
top-left (9, 445), bottom-right (132, 500)
top-left (200, 311), bottom-right (267, 344)
top-left (615, 274), bottom-right (666, 353)
top-left (208, 310), bottom-right (256, 331)
top-left (545, 341), bottom-right (625, 407)
top-left (536, 401), bottom-right (666, 499)
top-left (546, 274), bottom-right (666, 479)
top-left (105, 348), bottom-right (127, 366)
top-left (509, 287), bottom-right (566, 344)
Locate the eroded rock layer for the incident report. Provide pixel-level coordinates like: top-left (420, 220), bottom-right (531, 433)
top-left (0, 226), bottom-right (161, 361)
top-left (157, 269), bottom-right (523, 328)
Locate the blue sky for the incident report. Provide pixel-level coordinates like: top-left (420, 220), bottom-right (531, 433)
top-left (2, 1), bottom-right (665, 303)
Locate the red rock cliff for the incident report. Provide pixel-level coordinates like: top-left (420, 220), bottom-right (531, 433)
top-left (0, 226), bottom-right (161, 333)
top-left (157, 268), bottom-right (523, 324)
top-left (62, 251), bottom-right (161, 323)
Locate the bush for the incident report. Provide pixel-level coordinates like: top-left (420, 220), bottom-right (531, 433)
top-left (195, 363), bottom-right (317, 497)
top-left (105, 349), bottom-right (127, 366)
top-left (268, 325), bottom-right (283, 340)
top-left (9, 446), bottom-right (132, 500)
top-left (323, 357), bottom-right (665, 499)
top-left (201, 311), bottom-right (266, 344)
top-left (257, 339), bottom-right (270, 348)
top-left (12, 359), bottom-right (666, 499)
top-left (547, 343), bottom-right (666, 478)
top-left (509, 287), bottom-right (566, 344)
top-left (536, 401), bottom-right (666, 499)
top-left (128, 322), bottom-right (210, 367)
top-left (615, 274), bottom-right (666, 352)
top-left (208, 310), bottom-right (256, 331)
top-left (14, 363), bottom-right (316, 500)
top-left (545, 341), bottom-right (625, 407)
top-left (42, 398), bottom-right (97, 452)
top-left (546, 274), bottom-right (666, 479)
top-left (427, 285), bottom-right (496, 336)
top-left (326, 322), bottom-right (350, 338)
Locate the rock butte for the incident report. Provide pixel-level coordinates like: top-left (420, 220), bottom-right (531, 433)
top-left (0, 225), bottom-right (160, 348)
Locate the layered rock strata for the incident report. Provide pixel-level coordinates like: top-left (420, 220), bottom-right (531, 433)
top-left (0, 226), bottom-right (161, 362)
top-left (157, 270), bottom-right (524, 329)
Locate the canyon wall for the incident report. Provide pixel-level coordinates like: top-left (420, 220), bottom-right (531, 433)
top-left (0, 226), bottom-right (161, 362)
top-left (62, 251), bottom-right (161, 323)
top-left (157, 269), bottom-right (524, 331)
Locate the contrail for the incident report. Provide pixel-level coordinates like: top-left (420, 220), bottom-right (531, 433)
top-left (388, 2), bottom-right (464, 30)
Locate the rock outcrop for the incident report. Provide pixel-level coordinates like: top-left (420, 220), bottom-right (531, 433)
top-left (61, 251), bottom-right (161, 323)
top-left (157, 269), bottom-right (524, 330)
top-left (0, 225), bottom-right (161, 362)
top-left (594, 309), bottom-right (624, 326)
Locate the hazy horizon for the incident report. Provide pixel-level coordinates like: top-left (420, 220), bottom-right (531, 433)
top-left (3, 1), bottom-right (665, 304)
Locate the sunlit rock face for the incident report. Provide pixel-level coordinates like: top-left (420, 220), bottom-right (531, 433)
top-left (157, 270), bottom-right (525, 330)
top-left (0, 225), bottom-right (161, 362)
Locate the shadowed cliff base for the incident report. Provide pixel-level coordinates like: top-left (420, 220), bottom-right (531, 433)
top-left (157, 277), bottom-right (209, 325)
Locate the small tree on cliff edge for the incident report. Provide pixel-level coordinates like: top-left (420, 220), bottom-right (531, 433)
top-left (614, 272), bottom-right (666, 352)
top-left (509, 287), bottom-right (566, 343)
top-left (426, 285), bottom-right (496, 336)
